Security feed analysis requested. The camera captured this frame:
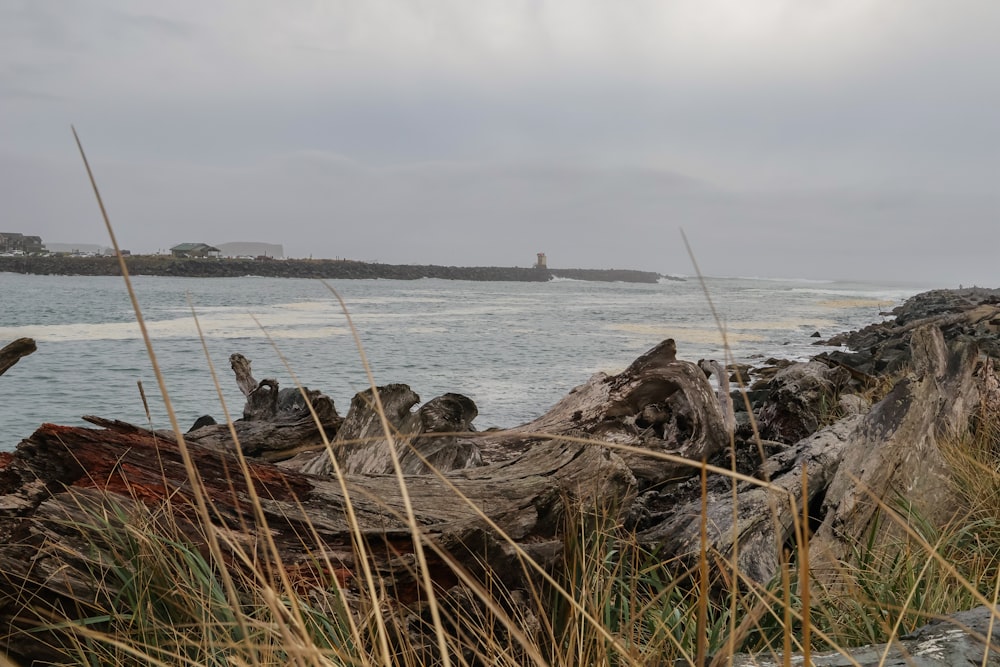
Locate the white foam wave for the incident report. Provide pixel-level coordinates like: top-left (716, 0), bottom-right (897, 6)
top-left (729, 318), bottom-right (836, 330)
top-left (732, 276), bottom-right (835, 284)
top-left (606, 323), bottom-right (766, 344)
top-left (789, 287), bottom-right (914, 302)
top-left (405, 326), bottom-right (450, 334)
top-left (0, 310), bottom-right (353, 342)
top-left (338, 296), bottom-right (448, 305)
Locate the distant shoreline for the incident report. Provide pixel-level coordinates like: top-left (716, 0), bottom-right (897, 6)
top-left (0, 255), bottom-right (676, 284)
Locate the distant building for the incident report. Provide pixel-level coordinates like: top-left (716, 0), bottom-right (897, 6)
top-left (535, 252), bottom-right (547, 269)
top-left (216, 241), bottom-right (284, 259)
top-left (170, 243), bottom-right (220, 258)
top-left (0, 233), bottom-right (45, 254)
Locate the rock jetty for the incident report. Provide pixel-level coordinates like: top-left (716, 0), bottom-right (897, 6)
top-left (0, 255), bottom-right (666, 283)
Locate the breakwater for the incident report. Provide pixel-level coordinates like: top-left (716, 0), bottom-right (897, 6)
top-left (0, 255), bottom-right (665, 283)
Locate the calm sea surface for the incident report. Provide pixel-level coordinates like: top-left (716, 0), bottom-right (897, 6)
top-left (0, 273), bottom-right (940, 450)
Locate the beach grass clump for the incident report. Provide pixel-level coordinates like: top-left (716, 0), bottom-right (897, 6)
top-left (806, 505), bottom-right (995, 649)
top-left (543, 502), bottom-right (729, 666)
top-left (35, 494), bottom-right (362, 667)
top-left (22, 482), bottom-right (744, 666)
top-left (802, 402), bottom-right (1000, 650)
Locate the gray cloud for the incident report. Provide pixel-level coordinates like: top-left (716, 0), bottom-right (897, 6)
top-left (2, 1), bottom-right (998, 285)
top-left (3, 151), bottom-right (995, 285)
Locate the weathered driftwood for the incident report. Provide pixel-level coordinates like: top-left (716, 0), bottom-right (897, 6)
top-left (0, 338), bottom-right (35, 378)
top-left (756, 360), bottom-right (851, 444)
top-left (0, 336), bottom-right (730, 659)
top-left (291, 384), bottom-right (483, 476)
top-left (699, 358), bottom-right (736, 437)
top-left (287, 337), bottom-right (727, 487)
top-left (637, 414), bottom-right (861, 584)
top-left (473, 339), bottom-right (729, 488)
top-left (181, 353), bottom-right (342, 461)
top-left (184, 336), bottom-right (726, 485)
top-left (809, 325), bottom-right (1000, 573)
top-left (730, 605), bottom-right (1000, 666)
top-left (635, 323), bottom-right (1000, 586)
top-left (0, 415), bottom-right (635, 660)
top-left (4, 326), bottom-right (994, 603)
top-left (230, 352), bottom-right (303, 421)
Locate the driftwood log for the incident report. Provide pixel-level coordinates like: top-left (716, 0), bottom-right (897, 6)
top-left (755, 360), bottom-right (851, 443)
top-left (636, 323), bottom-right (1000, 585)
top-left (0, 415), bottom-right (635, 661)
top-left (809, 325), bottom-right (999, 574)
top-left (3, 290), bottom-right (1000, 663)
top-left (0, 338), bottom-right (35, 378)
top-left (181, 353), bottom-right (342, 461)
top-left (286, 337), bottom-right (728, 485)
top-left (471, 338), bottom-right (730, 487)
top-left (731, 605), bottom-right (1000, 666)
top-left (0, 336), bottom-right (730, 659)
top-left (291, 384), bottom-right (483, 476)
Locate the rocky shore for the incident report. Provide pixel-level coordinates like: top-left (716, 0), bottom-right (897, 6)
top-left (0, 254), bottom-right (667, 283)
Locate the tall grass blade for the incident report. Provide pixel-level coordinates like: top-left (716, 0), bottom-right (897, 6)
top-left (250, 312), bottom-right (392, 666)
top-left (801, 463), bottom-right (812, 666)
top-left (320, 281), bottom-right (451, 667)
top-left (697, 461), bottom-right (710, 667)
top-left (71, 126), bottom-right (247, 659)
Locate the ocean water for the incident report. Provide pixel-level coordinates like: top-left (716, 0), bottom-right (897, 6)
top-left (0, 273), bottom-right (939, 450)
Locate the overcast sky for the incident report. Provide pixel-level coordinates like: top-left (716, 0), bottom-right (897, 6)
top-left (2, 1), bottom-right (998, 284)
